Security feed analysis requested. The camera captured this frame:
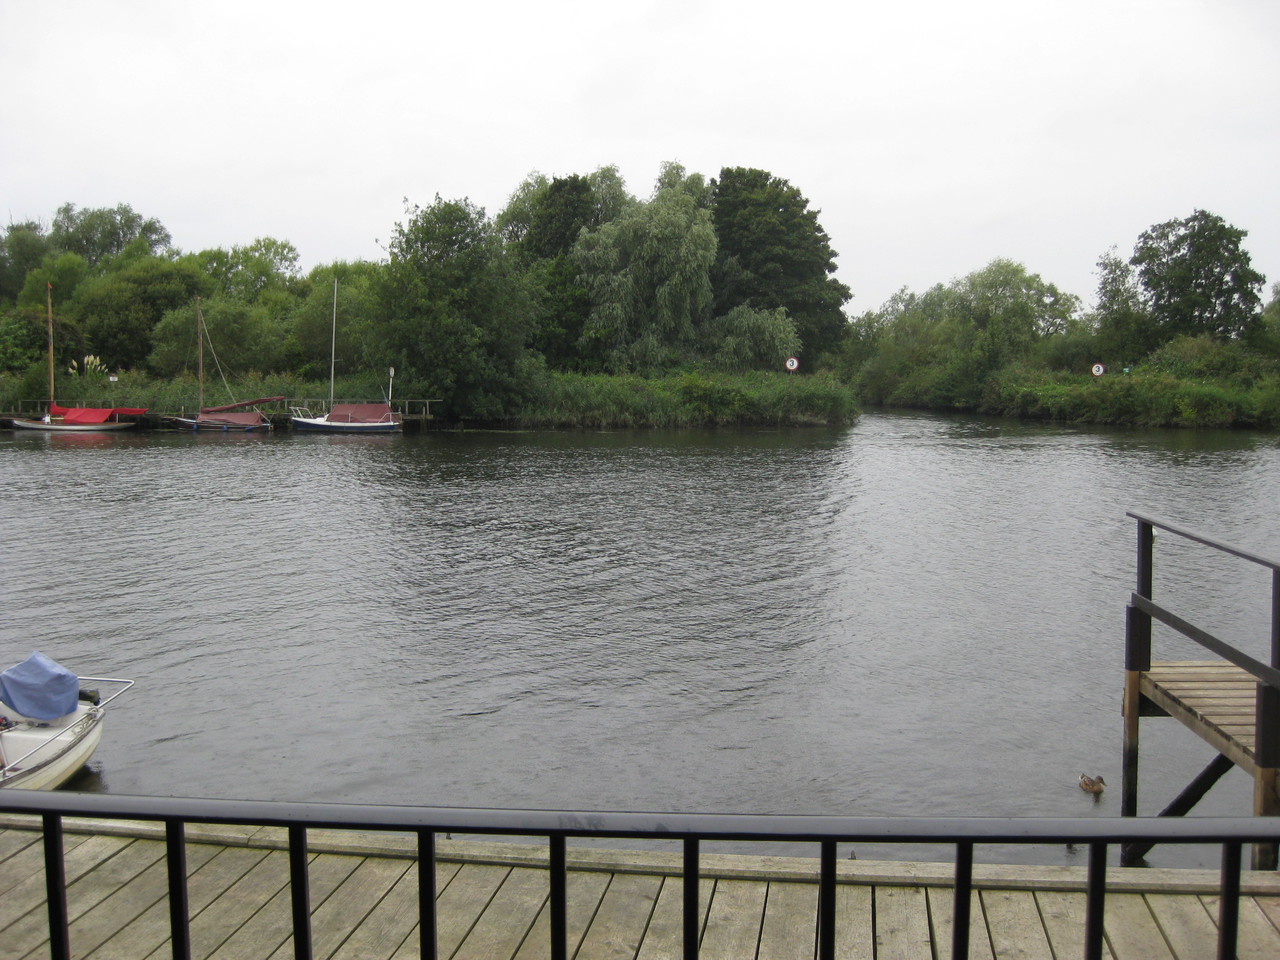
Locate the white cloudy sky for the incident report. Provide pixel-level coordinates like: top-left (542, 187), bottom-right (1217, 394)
top-left (2, 0), bottom-right (1277, 312)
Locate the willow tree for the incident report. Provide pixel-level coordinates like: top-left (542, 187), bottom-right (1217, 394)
top-left (572, 174), bottom-right (716, 372)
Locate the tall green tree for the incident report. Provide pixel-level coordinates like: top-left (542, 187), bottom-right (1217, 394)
top-left (0, 221), bottom-right (52, 303)
top-left (1130, 209), bottom-right (1265, 342)
top-left (1092, 247), bottom-right (1152, 363)
top-left (378, 197), bottom-right (537, 417)
top-left (710, 167), bottom-right (851, 359)
top-left (49, 203), bottom-right (171, 267)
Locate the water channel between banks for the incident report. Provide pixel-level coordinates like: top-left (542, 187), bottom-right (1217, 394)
top-left (2, 410), bottom-right (1278, 868)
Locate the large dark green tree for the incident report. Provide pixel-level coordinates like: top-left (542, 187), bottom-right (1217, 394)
top-left (378, 197), bottom-right (537, 417)
top-left (710, 167), bottom-right (851, 359)
top-left (1130, 210), bottom-right (1265, 342)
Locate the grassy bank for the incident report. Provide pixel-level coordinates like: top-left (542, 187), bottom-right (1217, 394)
top-left (509, 371), bottom-right (858, 428)
top-left (0, 369), bottom-right (860, 428)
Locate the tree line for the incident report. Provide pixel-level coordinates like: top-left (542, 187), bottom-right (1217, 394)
top-left (2, 171), bottom-right (1277, 427)
top-left (837, 209), bottom-right (1278, 427)
top-left (0, 164), bottom-right (851, 422)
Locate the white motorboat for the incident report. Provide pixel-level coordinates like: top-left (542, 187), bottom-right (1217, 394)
top-left (0, 653), bottom-right (133, 790)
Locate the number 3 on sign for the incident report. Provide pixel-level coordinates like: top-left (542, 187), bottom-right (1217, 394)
top-left (785, 357), bottom-right (800, 372)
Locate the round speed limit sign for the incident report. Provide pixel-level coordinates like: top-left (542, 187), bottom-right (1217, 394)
top-left (785, 357), bottom-right (800, 372)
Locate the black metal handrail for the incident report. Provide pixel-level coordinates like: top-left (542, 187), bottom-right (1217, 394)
top-left (3, 790), bottom-right (1278, 960)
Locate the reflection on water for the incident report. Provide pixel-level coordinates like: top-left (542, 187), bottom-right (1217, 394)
top-left (2, 412), bottom-right (1277, 866)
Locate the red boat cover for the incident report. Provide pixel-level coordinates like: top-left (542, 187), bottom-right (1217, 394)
top-left (327, 403), bottom-right (399, 423)
top-left (50, 404), bottom-right (148, 422)
top-left (196, 411), bottom-right (268, 427)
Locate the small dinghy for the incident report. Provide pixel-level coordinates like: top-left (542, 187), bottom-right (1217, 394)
top-left (0, 652), bottom-right (133, 790)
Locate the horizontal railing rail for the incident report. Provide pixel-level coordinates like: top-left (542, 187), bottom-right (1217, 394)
top-left (3, 790), bottom-right (1278, 960)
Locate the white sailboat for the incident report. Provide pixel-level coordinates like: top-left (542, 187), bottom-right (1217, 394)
top-left (290, 279), bottom-right (402, 433)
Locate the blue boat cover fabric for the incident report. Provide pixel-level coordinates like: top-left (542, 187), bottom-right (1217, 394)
top-left (0, 652), bottom-right (79, 720)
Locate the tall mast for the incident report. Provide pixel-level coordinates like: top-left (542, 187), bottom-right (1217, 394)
top-left (196, 297), bottom-right (204, 411)
top-left (329, 277), bottom-right (337, 407)
top-left (46, 283), bottom-right (55, 407)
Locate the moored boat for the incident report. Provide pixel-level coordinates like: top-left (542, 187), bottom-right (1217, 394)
top-left (9, 286), bottom-right (146, 431)
top-left (290, 402), bottom-right (402, 433)
top-left (10, 404), bottom-right (144, 432)
top-left (289, 280), bottom-right (403, 433)
top-left (0, 652), bottom-right (133, 790)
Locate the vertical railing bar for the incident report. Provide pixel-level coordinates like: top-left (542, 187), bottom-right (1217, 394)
top-left (418, 830), bottom-right (437, 960)
top-left (549, 834), bottom-right (567, 960)
top-left (42, 812), bottom-right (71, 960)
top-left (951, 841), bottom-right (973, 960)
top-left (683, 838), bottom-right (700, 960)
top-left (1216, 841), bottom-right (1242, 960)
top-left (289, 824), bottom-right (313, 960)
top-left (1137, 519), bottom-right (1154, 600)
top-left (818, 840), bottom-right (836, 960)
top-left (166, 820), bottom-right (191, 960)
top-left (1083, 841), bottom-right (1107, 960)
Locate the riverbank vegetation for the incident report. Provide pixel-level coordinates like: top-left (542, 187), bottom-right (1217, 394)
top-left (2, 175), bottom-right (1276, 429)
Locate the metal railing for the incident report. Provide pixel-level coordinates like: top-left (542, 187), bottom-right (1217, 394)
top-left (2, 790), bottom-right (1278, 960)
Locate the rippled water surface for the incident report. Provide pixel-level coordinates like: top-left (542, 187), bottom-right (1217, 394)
top-left (2, 412), bottom-right (1278, 865)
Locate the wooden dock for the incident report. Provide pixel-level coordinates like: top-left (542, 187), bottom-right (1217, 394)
top-left (4, 817), bottom-right (1280, 959)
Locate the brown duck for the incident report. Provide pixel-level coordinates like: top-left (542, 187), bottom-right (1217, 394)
top-left (1079, 774), bottom-right (1106, 795)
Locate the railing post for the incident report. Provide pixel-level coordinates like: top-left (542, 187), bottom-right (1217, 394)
top-left (1122, 518), bottom-right (1155, 833)
top-left (1253, 569), bottom-right (1280, 869)
top-left (418, 830), bottom-right (437, 960)
top-left (1217, 841), bottom-right (1242, 960)
top-left (289, 825), bottom-right (313, 960)
top-left (1083, 842), bottom-right (1107, 960)
top-left (550, 835), bottom-right (567, 960)
top-left (951, 841), bottom-right (973, 960)
top-left (166, 820), bottom-right (191, 960)
top-left (683, 838), bottom-right (700, 960)
top-left (818, 840), bottom-right (836, 960)
top-left (42, 813), bottom-right (71, 960)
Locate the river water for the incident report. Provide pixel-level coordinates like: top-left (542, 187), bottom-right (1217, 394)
top-left (2, 411), bottom-right (1278, 866)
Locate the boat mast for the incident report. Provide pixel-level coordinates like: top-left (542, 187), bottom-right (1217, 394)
top-left (329, 277), bottom-right (337, 407)
top-left (46, 283), bottom-right (55, 408)
top-left (196, 297), bottom-right (204, 411)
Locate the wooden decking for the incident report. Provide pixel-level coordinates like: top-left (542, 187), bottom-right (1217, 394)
top-left (1139, 661), bottom-right (1267, 772)
top-left (4, 818), bottom-right (1280, 959)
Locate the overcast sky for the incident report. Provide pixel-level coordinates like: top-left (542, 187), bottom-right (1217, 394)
top-left (3, 0), bottom-right (1277, 312)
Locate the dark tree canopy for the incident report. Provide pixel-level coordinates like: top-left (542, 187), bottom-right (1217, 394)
top-left (711, 167), bottom-right (851, 358)
top-left (1130, 209), bottom-right (1265, 342)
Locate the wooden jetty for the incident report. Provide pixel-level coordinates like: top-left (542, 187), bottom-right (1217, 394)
top-left (3, 816), bottom-right (1280, 960)
top-left (1121, 512), bottom-right (1280, 870)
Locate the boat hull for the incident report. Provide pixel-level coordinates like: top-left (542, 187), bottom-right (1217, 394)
top-left (171, 417), bottom-right (273, 432)
top-left (291, 416), bottom-right (401, 433)
top-left (10, 418), bottom-right (135, 432)
top-left (0, 704), bottom-right (105, 790)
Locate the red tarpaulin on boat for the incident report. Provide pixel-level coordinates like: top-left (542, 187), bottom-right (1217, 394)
top-left (326, 403), bottom-right (399, 423)
top-left (195, 411), bottom-right (269, 427)
top-left (50, 404), bottom-right (148, 421)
